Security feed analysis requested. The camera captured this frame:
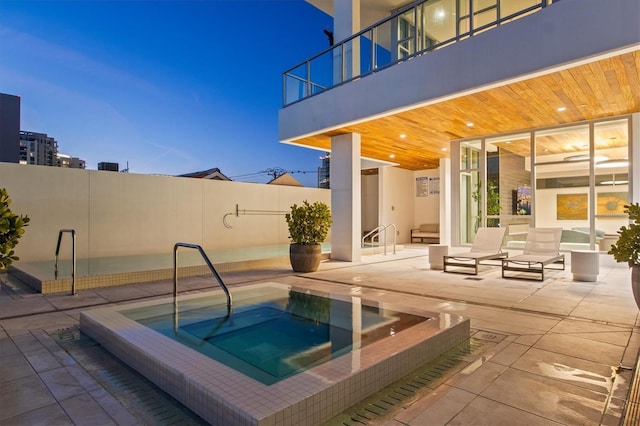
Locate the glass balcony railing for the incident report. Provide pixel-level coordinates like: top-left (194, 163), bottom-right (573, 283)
top-left (283, 0), bottom-right (554, 106)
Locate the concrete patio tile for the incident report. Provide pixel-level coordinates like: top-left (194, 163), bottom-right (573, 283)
top-left (392, 385), bottom-right (476, 426)
top-left (0, 334), bottom-right (20, 357)
top-left (0, 352), bottom-right (35, 383)
top-left (514, 334), bottom-right (543, 346)
top-left (0, 312), bottom-right (77, 332)
top-left (11, 332), bottom-right (46, 354)
top-left (1, 402), bottom-right (73, 426)
top-left (490, 342), bottom-right (531, 366)
top-left (46, 292), bottom-right (110, 310)
top-left (570, 301), bottom-right (638, 325)
top-left (39, 367), bottom-right (86, 401)
top-left (480, 368), bottom-right (606, 425)
top-left (58, 392), bottom-right (116, 425)
top-left (446, 360), bottom-right (508, 394)
top-left (65, 364), bottom-right (102, 392)
top-left (534, 333), bottom-right (626, 365)
top-left (89, 387), bottom-right (138, 426)
top-left (511, 347), bottom-right (613, 393)
top-left (447, 395), bottom-right (562, 425)
top-left (0, 375), bottom-right (56, 420)
top-left (601, 397), bottom-right (626, 426)
top-left (93, 285), bottom-right (154, 302)
top-left (25, 348), bottom-right (63, 373)
top-left (0, 297), bottom-right (56, 320)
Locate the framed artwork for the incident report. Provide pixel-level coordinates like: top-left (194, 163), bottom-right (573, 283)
top-left (557, 193), bottom-right (588, 220)
top-left (597, 192), bottom-right (628, 216)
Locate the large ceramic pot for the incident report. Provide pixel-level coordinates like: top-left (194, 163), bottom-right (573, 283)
top-left (289, 244), bottom-right (322, 273)
top-left (632, 266), bottom-right (640, 310)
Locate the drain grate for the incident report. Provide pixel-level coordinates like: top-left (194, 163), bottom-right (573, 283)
top-left (325, 338), bottom-right (486, 426)
top-left (50, 326), bottom-right (208, 425)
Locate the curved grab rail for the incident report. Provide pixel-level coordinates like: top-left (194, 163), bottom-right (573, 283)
top-left (173, 243), bottom-right (232, 310)
top-left (54, 229), bottom-right (76, 295)
top-left (361, 225), bottom-right (386, 246)
top-left (362, 224), bottom-right (397, 255)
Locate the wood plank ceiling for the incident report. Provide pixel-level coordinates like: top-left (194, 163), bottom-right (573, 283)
top-left (288, 50), bottom-right (640, 170)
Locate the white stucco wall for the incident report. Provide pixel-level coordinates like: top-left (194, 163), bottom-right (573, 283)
top-left (378, 166), bottom-right (415, 243)
top-left (1, 163), bottom-right (330, 263)
top-left (413, 169), bottom-right (440, 227)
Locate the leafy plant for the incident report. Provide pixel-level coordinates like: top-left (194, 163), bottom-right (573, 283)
top-left (609, 203), bottom-right (640, 267)
top-left (285, 200), bottom-right (332, 245)
top-left (0, 188), bottom-right (30, 270)
top-left (471, 180), bottom-right (501, 229)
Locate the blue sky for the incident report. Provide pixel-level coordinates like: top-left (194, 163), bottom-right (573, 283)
top-left (0, 0), bottom-right (332, 186)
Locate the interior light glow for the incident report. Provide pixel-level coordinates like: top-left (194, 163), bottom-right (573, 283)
top-left (564, 154), bottom-right (608, 162)
top-left (601, 180), bottom-right (629, 185)
top-left (557, 106), bottom-right (567, 112)
top-left (596, 159), bottom-right (629, 168)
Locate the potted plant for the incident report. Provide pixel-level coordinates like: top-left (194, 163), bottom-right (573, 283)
top-left (0, 188), bottom-right (30, 271)
top-left (609, 202), bottom-right (640, 308)
top-left (285, 200), bottom-right (332, 272)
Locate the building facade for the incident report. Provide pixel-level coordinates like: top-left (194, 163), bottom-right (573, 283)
top-left (57, 153), bottom-right (86, 169)
top-left (0, 93), bottom-right (20, 163)
top-left (19, 131), bottom-right (59, 166)
top-left (279, 0), bottom-right (640, 261)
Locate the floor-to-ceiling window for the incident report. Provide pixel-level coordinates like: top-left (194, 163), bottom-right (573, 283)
top-left (454, 116), bottom-right (631, 250)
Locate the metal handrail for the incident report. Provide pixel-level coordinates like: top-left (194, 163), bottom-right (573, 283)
top-left (282, 0), bottom-right (550, 106)
top-left (362, 225), bottom-right (386, 246)
top-left (54, 229), bottom-right (77, 295)
top-left (173, 243), bottom-right (232, 310)
top-left (362, 224), bottom-right (397, 255)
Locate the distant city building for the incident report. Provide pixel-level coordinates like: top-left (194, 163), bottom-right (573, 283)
top-left (19, 131), bottom-right (58, 166)
top-left (0, 93), bottom-right (20, 163)
top-left (317, 154), bottom-right (330, 189)
top-left (178, 167), bottom-right (231, 180)
top-left (57, 153), bottom-right (86, 169)
top-left (98, 162), bottom-right (119, 172)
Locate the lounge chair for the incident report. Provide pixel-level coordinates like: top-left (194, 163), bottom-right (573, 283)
top-left (443, 227), bottom-right (508, 275)
top-left (501, 227), bottom-right (565, 281)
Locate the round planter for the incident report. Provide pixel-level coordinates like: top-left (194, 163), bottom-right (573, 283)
top-left (289, 244), bottom-right (322, 273)
top-left (632, 266), bottom-right (640, 310)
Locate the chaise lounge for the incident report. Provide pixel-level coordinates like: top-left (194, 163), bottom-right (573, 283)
top-left (501, 227), bottom-right (565, 281)
top-left (443, 227), bottom-right (508, 275)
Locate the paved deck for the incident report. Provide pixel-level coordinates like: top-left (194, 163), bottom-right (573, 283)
top-left (1, 246), bottom-right (638, 425)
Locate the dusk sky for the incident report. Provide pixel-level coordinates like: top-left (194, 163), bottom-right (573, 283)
top-left (0, 0), bottom-right (332, 187)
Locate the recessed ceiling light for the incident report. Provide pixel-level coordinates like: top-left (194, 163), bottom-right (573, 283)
top-left (400, 134), bottom-right (406, 139)
top-left (389, 154), bottom-right (395, 159)
top-left (557, 107), bottom-right (566, 112)
top-left (441, 147), bottom-right (447, 152)
top-left (466, 122), bottom-right (474, 127)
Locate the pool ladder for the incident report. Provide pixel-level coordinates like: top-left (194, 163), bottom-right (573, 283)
top-left (362, 224), bottom-right (397, 255)
top-left (54, 229), bottom-right (77, 295)
top-left (173, 243), bottom-right (232, 310)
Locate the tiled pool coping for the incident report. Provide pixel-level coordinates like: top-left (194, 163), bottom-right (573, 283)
top-left (79, 282), bottom-right (470, 425)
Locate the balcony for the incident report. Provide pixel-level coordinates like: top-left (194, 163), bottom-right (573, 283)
top-left (283, 0), bottom-right (555, 106)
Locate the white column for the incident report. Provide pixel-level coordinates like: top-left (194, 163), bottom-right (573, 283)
top-left (632, 113), bottom-right (640, 204)
top-left (439, 157), bottom-right (452, 246)
top-left (331, 133), bottom-right (362, 262)
top-left (333, 0), bottom-right (360, 82)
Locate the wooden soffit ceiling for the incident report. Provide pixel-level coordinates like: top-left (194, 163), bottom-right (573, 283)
top-left (289, 50), bottom-right (640, 170)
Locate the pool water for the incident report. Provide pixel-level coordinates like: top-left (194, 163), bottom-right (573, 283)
top-left (122, 289), bottom-right (428, 385)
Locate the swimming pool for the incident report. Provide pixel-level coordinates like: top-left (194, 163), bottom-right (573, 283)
top-left (80, 283), bottom-right (469, 425)
top-left (120, 286), bottom-right (428, 385)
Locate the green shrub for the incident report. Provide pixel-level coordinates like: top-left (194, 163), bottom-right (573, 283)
top-left (609, 203), bottom-right (640, 267)
top-left (0, 188), bottom-right (30, 270)
top-left (285, 200), bottom-right (332, 245)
